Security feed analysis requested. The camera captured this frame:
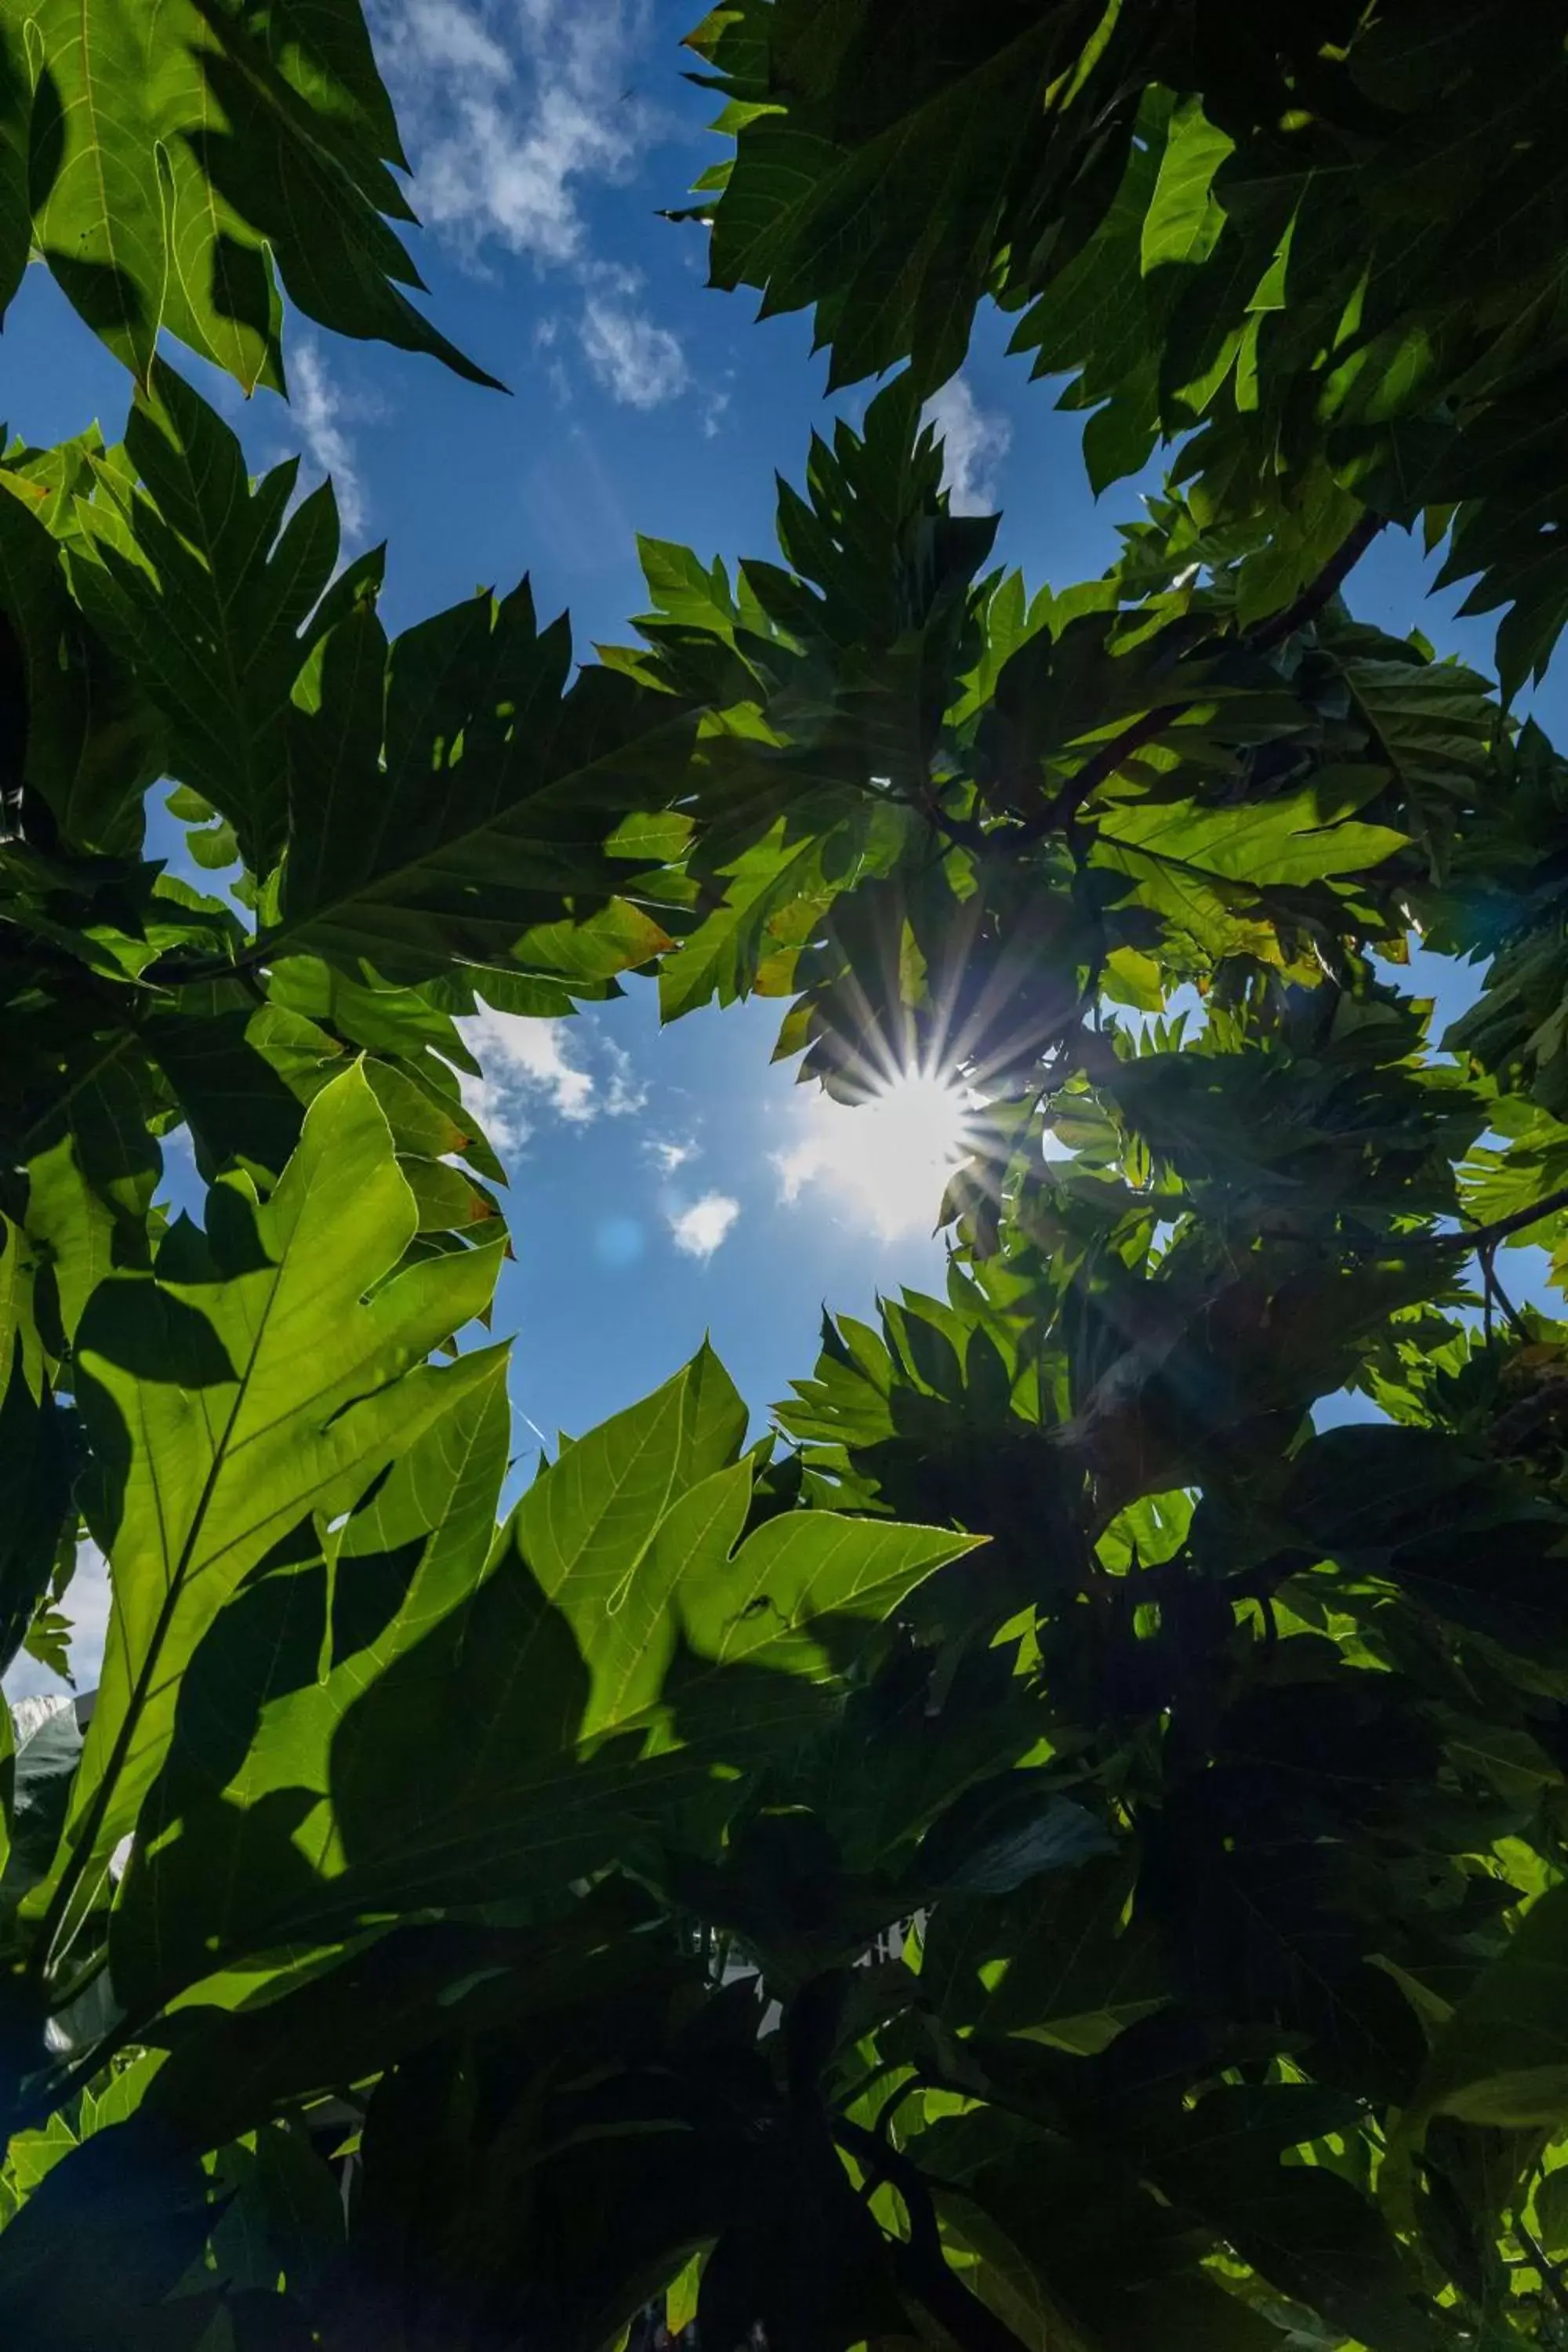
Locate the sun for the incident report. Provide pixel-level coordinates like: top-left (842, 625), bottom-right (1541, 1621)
top-left (776, 1065), bottom-right (977, 1238)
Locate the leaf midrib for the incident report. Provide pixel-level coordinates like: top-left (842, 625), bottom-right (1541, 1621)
top-left (40, 1138), bottom-right (331, 1962)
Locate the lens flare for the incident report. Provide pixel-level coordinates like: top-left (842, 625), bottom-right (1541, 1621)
top-left (775, 1063), bottom-right (977, 1237)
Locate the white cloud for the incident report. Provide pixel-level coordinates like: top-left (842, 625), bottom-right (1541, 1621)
top-left (457, 1009), bottom-right (593, 1150)
top-left (774, 1138), bottom-right (822, 1207)
top-left (601, 1038), bottom-right (649, 1119)
top-left (373, 0), bottom-right (694, 409)
top-left (380, 0), bottom-right (648, 269)
top-left (646, 1135), bottom-right (697, 1173)
top-left (702, 386), bottom-right (731, 441)
top-left (289, 337), bottom-right (368, 538)
top-left (578, 296), bottom-right (689, 408)
top-left (667, 1191), bottom-right (740, 1260)
top-left (456, 1008), bottom-right (647, 1156)
top-left (399, 0), bottom-right (511, 79)
top-left (921, 374), bottom-right (1011, 515)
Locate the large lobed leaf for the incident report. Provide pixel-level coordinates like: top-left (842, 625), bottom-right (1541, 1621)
top-left (277, 571), bottom-right (695, 987)
top-left (34, 1062), bottom-right (504, 1949)
top-left (685, 0), bottom-right (1568, 684)
top-left (107, 1341), bottom-right (984, 1986)
top-left (17, 0), bottom-right (497, 394)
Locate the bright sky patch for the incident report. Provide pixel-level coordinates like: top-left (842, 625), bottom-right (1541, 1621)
top-left (775, 1069), bottom-right (975, 1239)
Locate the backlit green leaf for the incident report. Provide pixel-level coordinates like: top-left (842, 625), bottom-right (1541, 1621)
top-left (37, 1063), bottom-right (503, 1942)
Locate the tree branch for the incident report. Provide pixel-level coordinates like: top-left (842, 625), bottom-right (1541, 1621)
top-left (1448, 1185), bottom-right (1568, 1254)
top-left (834, 2116), bottom-right (1031, 2352)
top-left (915, 789), bottom-right (989, 853)
top-left (1247, 510), bottom-right (1388, 650)
top-left (1003, 511), bottom-right (1388, 848)
top-left (1018, 702), bottom-right (1187, 843)
top-left (1478, 1241), bottom-right (1530, 1344)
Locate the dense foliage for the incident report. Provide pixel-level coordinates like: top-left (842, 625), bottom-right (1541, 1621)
top-left (2, 3), bottom-right (1568, 2348)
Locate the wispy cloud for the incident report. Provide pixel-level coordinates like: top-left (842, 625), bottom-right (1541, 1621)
top-left (456, 1008), bottom-right (644, 1156)
top-left (601, 1038), bottom-right (649, 1120)
top-left (667, 1192), bottom-right (740, 1260)
top-left (289, 337), bottom-right (368, 537)
top-left (382, 0), bottom-right (647, 269)
top-left (922, 373), bottom-right (1011, 515)
top-left (646, 1134), bottom-right (698, 1174)
top-left (579, 295), bottom-right (689, 408)
top-left (374, 0), bottom-right (692, 411)
top-left (774, 1139), bottom-right (822, 1209)
top-left (702, 384), bottom-right (731, 441)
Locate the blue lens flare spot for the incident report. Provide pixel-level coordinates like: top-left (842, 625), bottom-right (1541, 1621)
top-left (594, 1216), bottom-right (644, 1270)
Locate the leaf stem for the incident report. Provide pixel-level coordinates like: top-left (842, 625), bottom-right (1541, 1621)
top-left (1518, 2221), bottom-right (1568, 2315)
top-left (834, 2114), bottom-right (1032, 2352)
top-left (1478, 1242), bottom-right (1530, 1342)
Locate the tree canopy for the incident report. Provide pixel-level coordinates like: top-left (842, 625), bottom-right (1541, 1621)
top-left (2, 4), bottom-right (1568, 2349)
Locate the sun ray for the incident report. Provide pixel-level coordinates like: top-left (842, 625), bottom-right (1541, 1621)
top-left (775, 1060), bottom-right (978, 1237)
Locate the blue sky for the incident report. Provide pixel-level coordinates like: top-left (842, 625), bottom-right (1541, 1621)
top-left (6, 0), bottom-right (1566, 1694)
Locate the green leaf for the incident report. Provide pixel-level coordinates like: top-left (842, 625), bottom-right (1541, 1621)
top-left (136, 1882), bottom-right (666, 2158)
top-left (35, 1062), bottom-right (503, 1942)
top-left (917, 1783), bottom-right (1114, 1897)
top-left (659, 819), bottom-right (838, 1020)
top-left (0, 1370), bottom-right (75, 1679)
top-left (25, 1131), bottom-right (123, 1347)
top-left (1536, 2162), bottom-right (1568, 2258)
top-left (21, 1055), bottom-right (165, 1351)
top-left (1333, 648), bottom-right (1496, 864)
top-left (27, 0), bottom-right (259, 387)
top-left (397, 1154), bottom-right (501, 1234)
top-left (306, 1346), bottom-right (981, 1922)
top-left (1410, 1883), bottom-right (1568, 2130)
top-left (0, 2115), bottom-right (214, 2343)
top-left (1140, 99), bottom-right (1235, 278)
top-left (704, 16), bottom-right (1071, 392)
top-left (0, 16), bottom-right (30, 318)
top-left (186, 2), bottom-right (503, 391)
top-left (70, 363), bottom-right (340, 873)
top-left (923, 1855), bottom-right (1168, 2053)
top-left (109, 1345), bottom-right (513, 2013)
top-left (1095, 777), bottom-right (1410, 890)
top-left (0, 1214), bottom-right (44, 1406)
top-left (1149, 2118), bottom-right (1442, 2352)
top-left (24, 0), bottom-right (496, 394)
top-left (20, 1603), bottom-right (74, 1688)
top-left (0, 477), bottom-right (160, 854)
top-left (274, 579), bottom-right (692, 985)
